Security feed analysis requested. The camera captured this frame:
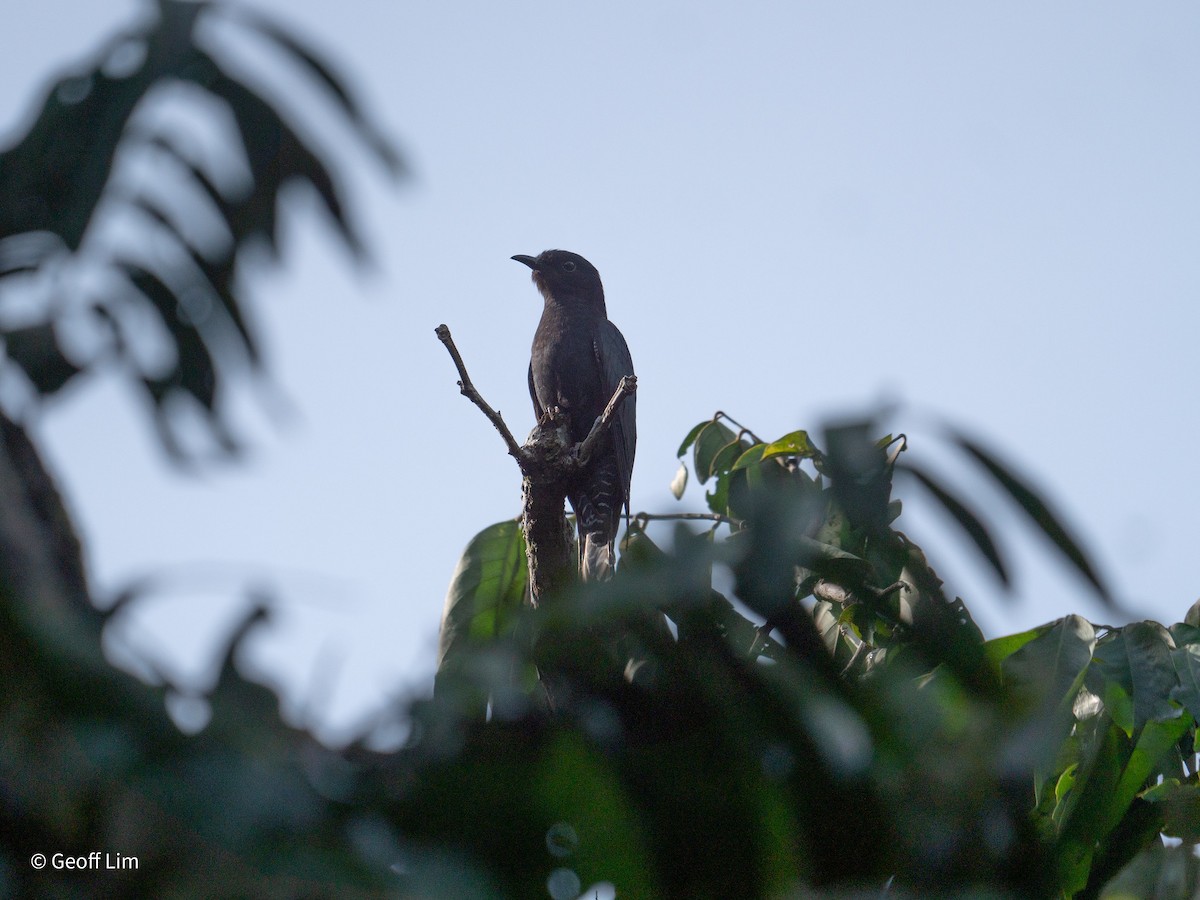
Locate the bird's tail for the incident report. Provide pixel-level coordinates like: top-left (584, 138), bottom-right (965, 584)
top-left (580, 533), bottom-right (615, 582)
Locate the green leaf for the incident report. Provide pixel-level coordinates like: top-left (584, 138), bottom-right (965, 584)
top-left (1170, 644), bottom-right (1200, 721)
top-left (436, 520), bottom-right (528, 676)
top-left (952, 432), bottom-right (1116, 607)
top-left (1159, 783), bottom-right (1200, 841)
top-left (1002, 614), bottom-right (1096, 704)
top-left (709, 440), bottom-right (745, 479)
top-left (983, 623), bottom-right (1055, 667)
top-left (759, 430), bottom-right (819, 463)
top-left (1092, 622), bottom-right (1181, 734)
top-left (731, 443), bottom-right (767, 472)
top-left (812, 601), bottom-right (841, 656)
top-left (1054, 763), bottom-right (1079, 803)
top-left (1169, 622), bottom-right (1200, 647)
top-left (692, 421), bottom-right (737, 484)
top-left (902, 461), bottom-right (1009, 589)
top-left (1090, 631), bottom-right (1135, 735)
top-left (676, 421), bottom-right (710, 458)
top-left (705, 472), bottom-right (731, 517)
top-left (1107, 713), bottom-right (1191, 835)
top-left (669, 463), bottom-right (688, 500)
top-left (1124, 622), bottom-right (1183, 728)
top-left (1002, 615), bottom-right (1096, 804)
top-left (1056, 717), bottom-right (1125, 894)
top-left (1185, 597), bottom-right (1200, 627)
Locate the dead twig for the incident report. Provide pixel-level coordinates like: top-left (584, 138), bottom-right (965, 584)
top-left (633, 511), bottom-right (733, 527)
top-left (576, 374), bottom-right (637, 466)
top-left (435, 324), bottom-right (525, 466)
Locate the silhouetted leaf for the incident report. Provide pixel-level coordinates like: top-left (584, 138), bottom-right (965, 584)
top-left (200, 58), bottom-right (363, 260)
top-left (231, 7), bottom-right (403, 176)
top-left (903, 461), bottom-right (1010, 589)
top-left (823, 421), bottom-right (892, 532)
top-left (0, 2), bottom-right (397, 466)
top-left (2, 323), bottom-right (81, 395)
top-left (952, 431), bottom-right (1115, 607)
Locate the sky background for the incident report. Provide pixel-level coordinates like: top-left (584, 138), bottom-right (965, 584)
top-left (2, 2), bottom-right (1198, 741)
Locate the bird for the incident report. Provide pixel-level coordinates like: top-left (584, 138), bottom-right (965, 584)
top-left (512, 249), bottom-right (635, 582)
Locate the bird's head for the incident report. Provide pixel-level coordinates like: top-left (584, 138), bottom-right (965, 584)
top-left (512, 250), bottom-right (603, 306)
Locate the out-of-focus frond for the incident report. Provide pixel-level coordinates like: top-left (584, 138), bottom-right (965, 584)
top-left (0, 0), bottom-right (401, 459)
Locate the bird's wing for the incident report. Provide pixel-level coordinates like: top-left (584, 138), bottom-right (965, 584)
top-left (527, 362), bottom-right (544, 421)
top-left (596, 319), bottom-right (636, 517)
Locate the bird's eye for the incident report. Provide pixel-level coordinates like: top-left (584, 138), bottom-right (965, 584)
top-left (562, 260), bottom-right (576, 272)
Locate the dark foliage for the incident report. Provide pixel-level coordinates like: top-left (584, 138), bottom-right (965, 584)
top-left (3, 5), bottom-right (1198, 899)
top-left (0, 0), bottom-right (400, 460)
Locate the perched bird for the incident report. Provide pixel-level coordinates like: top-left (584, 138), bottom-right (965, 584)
top-left (512, 250), bottom-right (635, 581)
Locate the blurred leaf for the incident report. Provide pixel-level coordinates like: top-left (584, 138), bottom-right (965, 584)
top-left (230, 7), bottom-right (404, 176)
top-left (823, 421), bottom-right (892, 532)
top-left (669, 462), bottom-right (687, 500)
top-left (952, 431), bottom-right (1115, 607)
top-left (1185, 598), bottom-right (1200, 627)
top-left (1099, 841), bottom-right (1200, 898)
top-left (0, 57), bottom-right (156, 247)
top-left (0, 1), bottom-right (399, 465)
top-left (2, 322), bottom-right (81, 395)
top-left (436, 520), bottom-right (528, 677)
top-left (1151, 783), bottom-right (1200, 842)
top-left (902, 461), bottom-right (1010, 588)
top-left (200, 57), bottom-right (364, 260)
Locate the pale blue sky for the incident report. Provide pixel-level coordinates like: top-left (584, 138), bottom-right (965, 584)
top-left (3, 1), bottom-right (1198, 740)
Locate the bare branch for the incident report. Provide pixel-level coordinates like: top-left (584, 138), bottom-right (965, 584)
top-left (576, 374), bottom-right (637, 466)
top-left (633, 511), bottom-right (734, 526)
top-left (435, 324), bottom-right (525, 466)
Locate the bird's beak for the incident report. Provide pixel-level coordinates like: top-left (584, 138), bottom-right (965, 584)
top-left (511, 254), bottom-right (538, 271)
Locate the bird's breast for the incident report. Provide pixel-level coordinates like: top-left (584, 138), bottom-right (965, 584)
top-left (530, 309), bottom-right (606, 440)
